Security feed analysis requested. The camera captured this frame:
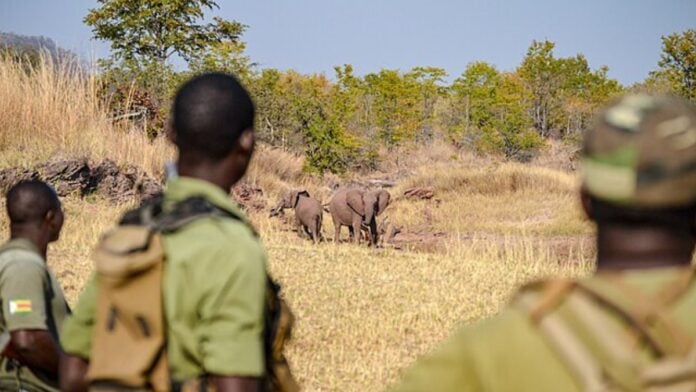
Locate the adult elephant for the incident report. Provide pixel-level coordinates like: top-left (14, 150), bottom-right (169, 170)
top-left (329, 188), bottom-right (390, 246)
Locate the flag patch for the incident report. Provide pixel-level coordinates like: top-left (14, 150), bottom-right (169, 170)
top-left (9, 299), bottom-right (32, 314)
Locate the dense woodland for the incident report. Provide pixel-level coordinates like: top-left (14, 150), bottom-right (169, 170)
top-left (2, 0), bottom-right (695, 173)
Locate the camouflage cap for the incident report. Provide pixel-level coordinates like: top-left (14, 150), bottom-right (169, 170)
top-left (581, 93), bottom-right (696, 208)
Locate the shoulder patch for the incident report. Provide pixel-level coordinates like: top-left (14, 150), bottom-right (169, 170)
top-left (9, 299), bottom-right (32, 314)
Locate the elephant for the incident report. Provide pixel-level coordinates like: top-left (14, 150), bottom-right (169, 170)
top-left (270, 190), bottom-right (323, 244)
top-left (328, 188), bottom-right (391, 246)
top-left (360, 215), bottom-right (401, 246)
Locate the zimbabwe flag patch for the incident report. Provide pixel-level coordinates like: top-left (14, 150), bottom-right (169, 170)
top-left (9, 299), bottom-right (32, 314)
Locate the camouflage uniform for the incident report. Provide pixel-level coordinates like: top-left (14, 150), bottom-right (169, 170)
top-left (391, 94), bottom-right (696, 392)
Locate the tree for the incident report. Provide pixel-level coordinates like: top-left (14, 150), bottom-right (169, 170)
top-left (518, 40), bottom-right (563, 137)
top-left (364, 69), bottom-right (423, 148)
top-left (408, 67), bottom-right (448, 141)
top-left (449, 62), bottom-right (540, 159)
top-left (452, 61), bottom-right (501, 135)
top-left (85, 0), bottom-right (250, 137)
top-left (84, 0), bottom-right (245, 67)
top-left (652, 29), bottom-right (696, 101)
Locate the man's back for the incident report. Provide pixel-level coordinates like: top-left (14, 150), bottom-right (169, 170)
top-left (0, 239), bottom-right (69, 392)
top-left (62, 176), bottom-right (267, 384)
top-left (393, 267), bottom-right (696, 391)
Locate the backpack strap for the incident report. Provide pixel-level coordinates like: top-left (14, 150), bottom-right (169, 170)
top-left (576, 271), bottom-right (694, 357)
top-left (519, 269), bottom-right (696, 392)
top-left (120, 196), bottom-right (246, 234)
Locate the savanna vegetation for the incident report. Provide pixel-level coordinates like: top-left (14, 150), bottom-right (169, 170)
top-left (1, 1), bottom-right (695, 390)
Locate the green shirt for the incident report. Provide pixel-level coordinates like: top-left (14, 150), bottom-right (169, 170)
top-left (62, 177), bottom-right (267, 381)
top-left (0, 238), bottom-right (70, 392)
top-left (392, 267), bottom-right (696, 392)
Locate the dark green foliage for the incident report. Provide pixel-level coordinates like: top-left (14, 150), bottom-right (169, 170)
top-left (654, 29), bottom-right (696, 102)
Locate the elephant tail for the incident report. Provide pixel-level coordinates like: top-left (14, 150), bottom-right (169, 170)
top-left (322, 203), bottom-right (331, 213)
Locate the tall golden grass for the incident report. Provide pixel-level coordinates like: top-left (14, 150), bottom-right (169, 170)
top-left (0, 54), bottom-right (172, 175)
top-left (0, 54), bottom-right (594, 391)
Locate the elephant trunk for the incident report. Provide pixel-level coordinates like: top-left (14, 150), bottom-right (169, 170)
top-left (364, 202), bottom-right (379, 245)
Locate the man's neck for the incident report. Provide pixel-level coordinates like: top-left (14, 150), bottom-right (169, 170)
top-left (176, 161), bottom-right (238, 193)
top-left (10, 230), bottom-right (48, 260)
top-left (595, 224), bottom-right (695, 271)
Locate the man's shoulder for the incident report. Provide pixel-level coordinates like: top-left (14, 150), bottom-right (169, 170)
top-left (162, 213), bottom-right (264, 270)
top-left (165, 212), bottom-right (258, 246)
top-left (0, 242), bottom-right (45, 273)
top-left (454, 307), bottom-right (540, 352)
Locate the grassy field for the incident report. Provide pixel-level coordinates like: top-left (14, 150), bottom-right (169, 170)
top-left (0, 55), bottom-right (595, 391)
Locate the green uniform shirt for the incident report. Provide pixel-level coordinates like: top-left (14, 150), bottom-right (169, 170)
top-left (392, 267), bottom-right (696, 392)
top-left (62, 177), bottom-right (267, 382)
top-left (0, 239), bottom-right (70, 392)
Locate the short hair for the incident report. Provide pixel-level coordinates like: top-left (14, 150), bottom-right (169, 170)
top-left (172, 72), bottom-right (255, 161)
top-left (589, 195), bottom-right (696, 233)
top-left (6, 180), bottom-right (61, 225)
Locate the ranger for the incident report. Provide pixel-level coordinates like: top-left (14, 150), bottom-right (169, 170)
top-left (391, 94), bottom-right (696, 391)
top-left (60, 73), bottom-right (296, 392)
top-left (0, 180), bottom-right (69, 392)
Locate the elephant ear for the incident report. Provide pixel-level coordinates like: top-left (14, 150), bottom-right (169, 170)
top-left (292, 190), bottom-right (310, 207)
top-left (375, 190), bottom-right (391, 216)
top-left (346, 189), bottom-right (365, 216)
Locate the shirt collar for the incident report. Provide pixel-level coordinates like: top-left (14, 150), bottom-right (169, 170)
top-left (163, 176), bottom-right (251, 225)
top-left (2, 238), bottom-right (42, 258)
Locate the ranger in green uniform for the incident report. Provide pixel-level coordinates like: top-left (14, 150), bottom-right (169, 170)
top-left (60, 73), bottom-right (268, 392)
top-left (392, 94), bottom-right (696, 392)
top-left (0, 180), bottom-right (69, 392)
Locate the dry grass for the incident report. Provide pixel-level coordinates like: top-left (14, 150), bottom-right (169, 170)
top-left (0, 55), bottom-right (595, 391)
top-left (0, 54), bottom-right (172, 176)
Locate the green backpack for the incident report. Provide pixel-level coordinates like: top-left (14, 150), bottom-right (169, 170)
top-left (516, 270), bottom-right (696, 392)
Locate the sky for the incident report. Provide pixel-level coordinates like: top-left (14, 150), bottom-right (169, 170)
top-left (1, 0), bottom-right (694, 85)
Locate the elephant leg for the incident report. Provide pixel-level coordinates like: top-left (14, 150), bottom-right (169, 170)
top-left (309, 223), bottom-right (318, 244)
top-left (368, 219), bottom-right (378, 247)
top-left (348, 226), bottom-right (355, 241)
top-left (332, 214), bottom-right (341, 244)
top-left (295, 216), bottom-right (305, 239)
top-left (351, 215), bottom-right (362, 244)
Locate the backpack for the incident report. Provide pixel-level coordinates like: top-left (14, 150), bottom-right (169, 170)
top-left (87, 196), bottom-right (299, 392)
top-left (515, 269), bottom-right (696, 392)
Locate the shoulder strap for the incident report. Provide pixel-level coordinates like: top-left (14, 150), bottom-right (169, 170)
top-left (519, 271), bottom-right (696, 391)
top-left (119, 196), bottom-right (244, 233)
top-left (576, 271), bottom-right (694, 357)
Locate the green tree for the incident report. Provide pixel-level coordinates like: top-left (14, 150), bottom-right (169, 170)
top-left (85, 0), bottom-right (245, 67)
top-left (452, 61), bottom-right (501, 135)
top-left (408, 66), bottom-right (448, 141)
top-left (85, 0), bottom-right (249, 136)
top-left (450, 62), bottom-right (540, 159)
top-left (364, 69), bottom-right (422, 148)
top-left (188, 40), bottom-right (256, 84)
top-left (518, 40), bottom-right (563, 137)
top-left (652, 29), bottom-right (696, 101)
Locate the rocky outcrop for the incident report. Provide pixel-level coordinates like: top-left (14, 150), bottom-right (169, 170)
top-left (0, 158), bottom-right (162, 203)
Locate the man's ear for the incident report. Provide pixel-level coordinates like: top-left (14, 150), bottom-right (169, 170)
top-left (238, 129), bottom-right (254, 153)
top-left (580, 189), bottom-right (594, 221)
top-left (44, 209), bottom-right (55, 225)
top-left (165, 121), bottom-right (177, 144)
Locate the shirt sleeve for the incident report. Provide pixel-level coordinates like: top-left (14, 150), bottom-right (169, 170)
top-left (1, 259), bottom-right (50, 332)
top-left (195, 240), bottom-right (266, 377)
top-left (60, 274), bottom-right (97, 359)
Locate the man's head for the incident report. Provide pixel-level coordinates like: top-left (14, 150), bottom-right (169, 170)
top-left (6, 180), bottom-right (64, 242)
top-left (580, 94), bottom-right (696, 265)
top-left (168, 72), bottom-right (256, 189)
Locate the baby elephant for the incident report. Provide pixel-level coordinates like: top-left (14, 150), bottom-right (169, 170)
top-left (270, 190), bottom-right (323, 244)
